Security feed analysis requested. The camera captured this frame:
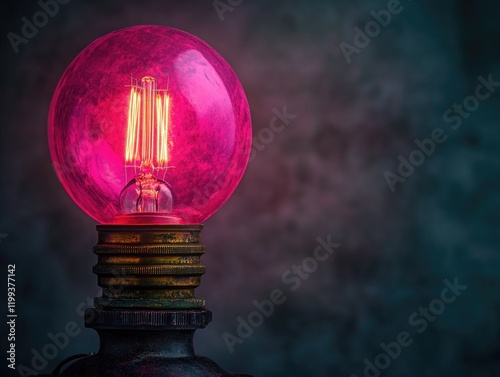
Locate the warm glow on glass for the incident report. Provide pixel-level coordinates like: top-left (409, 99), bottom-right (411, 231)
top-left (48, 26), bottom-right (252, 224)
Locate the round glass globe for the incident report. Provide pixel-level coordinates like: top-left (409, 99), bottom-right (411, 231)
top-left (48, 26), bottom-right (252, 224)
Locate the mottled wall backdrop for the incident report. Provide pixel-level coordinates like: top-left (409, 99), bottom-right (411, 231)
top-left (1, 0), bottom-right (499, 376)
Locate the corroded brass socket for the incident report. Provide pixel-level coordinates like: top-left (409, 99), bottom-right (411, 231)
top-left (92, 225), bottom-right (205, 310)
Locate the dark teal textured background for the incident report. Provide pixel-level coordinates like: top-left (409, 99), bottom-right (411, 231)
top-left (0, 0), bottom-right (499, 376)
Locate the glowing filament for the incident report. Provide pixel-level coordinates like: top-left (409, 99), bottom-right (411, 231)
top-left (157, 94), bottom-right (169, 166)
top-left (125, 76), bottom-right (170, 171)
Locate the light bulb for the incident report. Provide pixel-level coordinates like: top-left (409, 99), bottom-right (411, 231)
top-left (48, 26), bottom-right (252, 224)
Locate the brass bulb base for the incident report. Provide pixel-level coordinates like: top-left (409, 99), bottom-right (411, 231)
top-left (92, 224), bottom-right (206, 311)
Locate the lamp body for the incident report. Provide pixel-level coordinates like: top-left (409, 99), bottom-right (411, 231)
top-left (44, 26), bottom-right (253, 377)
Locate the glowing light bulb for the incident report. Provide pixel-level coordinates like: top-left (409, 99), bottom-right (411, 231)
top-left (48, 26), bottom-right (252, 224)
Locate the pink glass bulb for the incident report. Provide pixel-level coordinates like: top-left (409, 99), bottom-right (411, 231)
top-left (48, 26), bottom-right (252, 224)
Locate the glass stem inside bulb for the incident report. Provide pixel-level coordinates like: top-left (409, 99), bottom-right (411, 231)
top-left (134, 175), bottom-right (162, 213)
